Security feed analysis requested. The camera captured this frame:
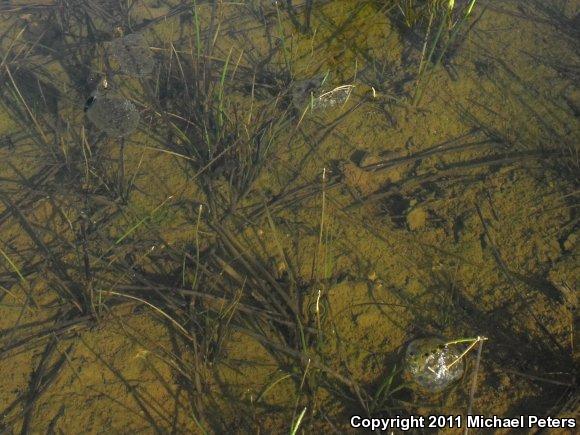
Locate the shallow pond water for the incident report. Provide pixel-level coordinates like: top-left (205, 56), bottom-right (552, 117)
top-left (0, 0), bottom-right (578, 433)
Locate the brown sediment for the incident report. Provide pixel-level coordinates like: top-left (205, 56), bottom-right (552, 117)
top-left (0, 0), bottom-right (578, 433)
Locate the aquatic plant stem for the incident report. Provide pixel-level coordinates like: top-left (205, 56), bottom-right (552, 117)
top-left (413, 0), bottom-right (478, 106)
top-left (291, 358), bottom-right (311, 430)
top-left (446, 336), bottom-right (487, 370)
top-left (192, 0), bottom-right (201, 60)
top-left (290, 407), bottom-right (307, 435)
top-left (191, 204), bottom-right (203, 292)
top-left (4, 66), bottom-right (49, 144)
top-left (311, 168), bottom-right (327, 283)
top-left (217, 47), bottom-right (232, 129)
top-left (119, 138), bottom-right (125, 202)
top-left (275, 2), bottom-right (292, 76)
top-left (98, 290), bottom-right (192, 340)
top-left (465, 338), bottom-right (484, 435)
top-left (115, 195), bottom-right (174, 245)
top-left (416, 11), bottom-right (435, 82)
top-left (0, 244), bottom-right (26, 283)
top-left (256, 373), bottom-right (292, 403)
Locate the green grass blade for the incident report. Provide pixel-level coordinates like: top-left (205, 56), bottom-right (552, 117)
top-left (0, 244), bottom-right (26, 283)
top-left (290, 406), bottom-right (307, 435)
top-left (115, 196), bottom-right (173, 244)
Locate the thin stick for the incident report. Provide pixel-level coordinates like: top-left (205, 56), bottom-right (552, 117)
top-left (290, 407), bottom-right (307, 435)
top-left (291, 358), bottom-right (311, 433)
top-left (126, 151), bottom-right (145, 200)
top-left (98, 290), bottom-right (192, 340)
top-left (119, 138), bottom-right (125, 201)
top-left (0, 245), bottom-right (27, 283)
top-left (447, 336), bottom-right (487, 370)
top-left (140, 145), bottom-right (197, 162)
top-left (191, 204), bottom-right (203, 291)
top-left (311, 168), bottom-right (326, 282)
top-left (465, 338), bottom-right (484, 435)
top-left (0, 27), bottom-right (26, 69)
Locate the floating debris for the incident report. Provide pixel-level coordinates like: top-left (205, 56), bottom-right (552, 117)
top-left (291, 78), bottom-right (354, 112)
top-left (311, 85), bottom-right (355, 110)
top-left (403, 337), bottom-right (464, 393)
top-left (105, 33), bottom-right (154, 77)
top-left (86, 93), bottom-right (140, 137)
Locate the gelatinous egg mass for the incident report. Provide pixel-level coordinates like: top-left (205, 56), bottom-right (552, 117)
top-left (86, 95), bottom-right (140, 137)
top-left (403, 337), bottom-right (464, 394)
top-left (105, 33), bottom-right (154, 77)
